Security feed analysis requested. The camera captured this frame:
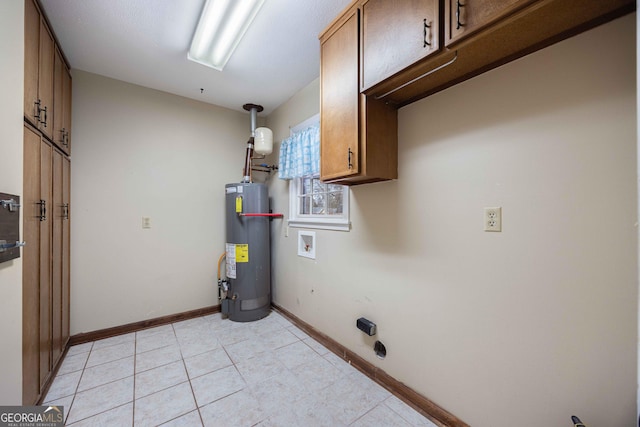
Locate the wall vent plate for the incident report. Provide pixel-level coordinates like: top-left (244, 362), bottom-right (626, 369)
top-left (298, 230), bottom-right (316, 259)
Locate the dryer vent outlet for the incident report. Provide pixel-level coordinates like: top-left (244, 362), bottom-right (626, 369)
top-left (357, 317), bottom-right (377, 336)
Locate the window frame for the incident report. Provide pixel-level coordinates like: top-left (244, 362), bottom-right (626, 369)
top-left (287, 114), bottom-right (350, 232)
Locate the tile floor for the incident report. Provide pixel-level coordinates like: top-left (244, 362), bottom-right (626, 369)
top-left (43, 310), bottom-right (436, 427)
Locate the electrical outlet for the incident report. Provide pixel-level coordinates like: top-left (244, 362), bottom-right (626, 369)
top-left (484, 207), bottom-right (502, 232)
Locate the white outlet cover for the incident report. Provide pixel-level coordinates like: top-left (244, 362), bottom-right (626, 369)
top-left (298, 230), bottom-right (316, 259)
top-left (484, 207), bottom-right (502, 232)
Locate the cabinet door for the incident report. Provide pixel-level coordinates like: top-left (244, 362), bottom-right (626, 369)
top-left (62, 157), bottom-right (70, 348)
top-left (51, 149), bottom-right (63, 365)
top-left (38, 20), bottom-right (55, 141)
top-left (24, 0), bottom-right (40, 125)
top-left (23, 125), bottom-right (42, 405)
top-left (39, 139), bottom-right (52, 390)
top-left (53, 49), bottom-right (72, 155)
top-left (53, 49), bottom-right (65, 151)
top-left (445, 0), bottom-right (536, 46)
top-left (62, 65), bottom-right (72, 154)
top-left (362, 0), bottom-right (440, 91)
top-left (320, 10), bottom-right (360, 181)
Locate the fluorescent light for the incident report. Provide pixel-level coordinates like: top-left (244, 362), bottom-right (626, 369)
top-left (188, 0), bottom-right (265, 71)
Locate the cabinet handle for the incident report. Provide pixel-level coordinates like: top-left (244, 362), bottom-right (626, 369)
top-left (42, 106), bottom-right (48, 128)
top-left (61, 128), bottom-right (69, 147)
top-left (348, 148), bottom-right (353, 170)
top-left (38, 199), bottom-right (46, 221)
top-left (63, 203), bottom-right (69, 220)
top-left (34, 100), bottom-right (40, 121)
top-left (423, 19), bottom-right (431, 48)
top-left (456, 0), bottom-right (464, 30)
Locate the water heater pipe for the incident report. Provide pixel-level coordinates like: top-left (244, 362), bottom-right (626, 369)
top-left (241, 103), bottom-right (263, 183)
top-left (238, 213), bottom-right (283, 217)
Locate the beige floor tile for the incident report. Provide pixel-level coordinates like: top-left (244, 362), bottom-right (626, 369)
top-left (135, 344), bottom-right (182, 373)
top-left (135, 330), bottom-right (178, 354)
top-left (190, 365), bottom-right (246, 407)
top-left (92, 333), bottom-right (135, 350)
top-left (66, 342), bottom-right (93, 357)
top-left (274, 340), bottom-right (323, 369)
top-left (134, 382), bottom-right (196, 427)
top-left (135, 360), bottom-right (188, 399)
top-left (159, 409), bottom-right (203, 427)
top-left (350, 404), bottom-right (413, 427)
top-left (77, 356), bottom-right (134, 392)
top-left (183, 348), bottom-right (233, 379)
top-left (260, 328), bottom-right (299, 350)
top-left (57, 351), bottom-right (90, 375)
top-left (200, 390), bottom-right (267, 427)
top-left (66, 377), bottom-right (133, 425)
top-left (289, 356), bottom-right (343, 392)
top-left (249, 370), bottom-right (309, 416)
top-left (235, 352), bottom-right (287, 384)
top-left (44, 370), bottom-right (82, 402)
top-left (224, 336), bottom-right (269, 363)
top-left (85, 341), bottom-right (135, 368)
top-left (66, 402), bottom-right (133, 427)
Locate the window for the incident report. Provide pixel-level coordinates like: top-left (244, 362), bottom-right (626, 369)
top-left (286, 115), bottom-right (350, 232)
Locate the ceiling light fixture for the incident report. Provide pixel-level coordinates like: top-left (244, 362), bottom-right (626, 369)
top-left (188, 0), bottom-right (265, 71)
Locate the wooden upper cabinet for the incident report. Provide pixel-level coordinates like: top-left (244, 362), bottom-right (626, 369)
top-left (53, 47), bottom-right (72, 155)
top-left (320, 10), bottom-right (360, 181)
top-left (445, 0), bottom-right (537, 46)
top-left (361, 0), bottom-right (441, 91)
top-left (25, 0), bottom-right (55, 140)
top-left (320, 7), bottom-right (398, 184)
top-left (24, 0), bottom-right (40, 125)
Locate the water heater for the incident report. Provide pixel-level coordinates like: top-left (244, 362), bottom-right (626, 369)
top-left (221, 103), bottom-right (272, 322)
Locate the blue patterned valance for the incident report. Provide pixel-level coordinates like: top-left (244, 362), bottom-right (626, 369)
top-left (278, 125), bottom-right (320, 180)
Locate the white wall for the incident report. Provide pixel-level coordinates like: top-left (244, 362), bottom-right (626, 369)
top-left (0, 0), bottom-right (24, 404)
top-left (267, 14), bottom-right (637, 427)
top-left (71, 71), bottom-right (250, 333)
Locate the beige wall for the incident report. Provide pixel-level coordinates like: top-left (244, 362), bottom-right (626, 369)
top-left (267, 14), bottom-right (637, 427)
top-left (0, 0), bottom-right (24, 404)
top-left (70, 71), bottom-right (249, 333)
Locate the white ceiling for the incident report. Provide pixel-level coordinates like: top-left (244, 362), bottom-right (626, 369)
top-left (39, 0), bottom-right (351, 116)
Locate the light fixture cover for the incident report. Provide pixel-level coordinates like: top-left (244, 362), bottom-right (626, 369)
top-left (188, 0), bottom-right (265, 71)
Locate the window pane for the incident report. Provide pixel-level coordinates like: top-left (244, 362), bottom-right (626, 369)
top-left (312, 178), bottom-right (325, 195)
top-left (328, 184), bottom-right (343, 193)
top-left (327, 191), bottom-right (343, 214)
top-left (300, 195), bottom-right (310, 215)
top-left (302, 178), bottom-right (312, 195)
top-left (312, 193), bottom-right (325, 214)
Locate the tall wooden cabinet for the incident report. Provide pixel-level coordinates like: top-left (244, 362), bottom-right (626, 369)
top-left (23, 0), bottom-right (72, 405)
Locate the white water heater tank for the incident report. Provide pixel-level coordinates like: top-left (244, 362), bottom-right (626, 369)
top-left (254, 127), bottom-right (273, 155)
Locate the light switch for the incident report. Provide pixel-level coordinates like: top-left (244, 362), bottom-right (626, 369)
top-left (142, 217), bottom-right (151, 229)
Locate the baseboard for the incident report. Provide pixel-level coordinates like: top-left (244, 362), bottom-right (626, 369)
top-left (271, 303), bottom-right (469, 427)
top-left (68, 305), bottom-right (221, 346)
